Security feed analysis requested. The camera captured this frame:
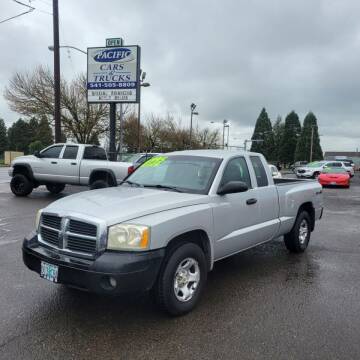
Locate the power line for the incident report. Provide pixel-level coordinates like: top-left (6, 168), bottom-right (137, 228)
top-left (0, 0), bottom-right (34, 25)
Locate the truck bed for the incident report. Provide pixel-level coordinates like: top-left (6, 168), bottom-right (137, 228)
top-left (274, 177), bottom-right (315, 186)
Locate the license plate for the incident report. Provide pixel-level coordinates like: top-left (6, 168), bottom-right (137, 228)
top-left (330, 182), bottom-right (337, 185)
top-left (40, 261), bottom-right (59, 283)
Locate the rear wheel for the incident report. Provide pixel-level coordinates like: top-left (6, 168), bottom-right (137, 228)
top-left (46, 183), bottom-right (65, 194)
top-left (284, 211), bottom-right (311, 253)
top-left (89, 179), bottom-right (109, 190)
top-left (10, 174), bottom-right (34, 197)
top-left (153, 243), bottom-right (207, 316)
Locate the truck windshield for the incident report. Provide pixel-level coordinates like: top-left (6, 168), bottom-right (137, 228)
top-left (125, 155), bottom-right (222, 194)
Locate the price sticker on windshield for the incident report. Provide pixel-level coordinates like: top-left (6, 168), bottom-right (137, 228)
top-left (142, 156), bottom-right (167, 167)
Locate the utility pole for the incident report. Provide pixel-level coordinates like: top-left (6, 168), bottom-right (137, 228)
top-left (52, 0), bottom-right (61, 143)
top-left (137, 87), bottom-right (141, 152)
top-left (310, 125), bottom-right (315, 162)
top-left (109, 103), bottom-right (116, 161)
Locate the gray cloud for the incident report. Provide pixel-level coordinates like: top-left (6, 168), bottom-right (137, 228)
top-left (1, 0), bottom-right (360, 150)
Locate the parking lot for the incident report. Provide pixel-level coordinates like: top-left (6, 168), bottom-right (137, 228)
top-left (0, 173), bottom-right (360, 360)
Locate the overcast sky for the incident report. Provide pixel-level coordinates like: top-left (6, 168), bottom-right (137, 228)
top-left (1, 0), bottom-right (360, 151)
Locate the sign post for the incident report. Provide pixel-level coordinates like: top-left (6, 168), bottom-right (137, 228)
top-left (87, 41), bottom-right (140, 160)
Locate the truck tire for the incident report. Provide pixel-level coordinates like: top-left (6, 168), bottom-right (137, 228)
top-left (89, 179), bottom-right (109, 190)
top-left (10, 174), bottom-right (34, 197)
top-left (46, 183), bottom-right (65, 194)
top-left (284, 211), bottom-right (311, 253)
top-left (153, 243), bottom-right (207, 316)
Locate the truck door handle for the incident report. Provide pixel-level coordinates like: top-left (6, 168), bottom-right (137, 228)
top-left (246, 198), bottom-right (257, 205)
top-left (51, 161), bottom-right (57, 164)
top-left (71, 162), bottom-right (77, 165)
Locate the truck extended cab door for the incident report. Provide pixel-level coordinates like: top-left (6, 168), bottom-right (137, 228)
top-left (248, 155), bottom-right (280, 242)
top-left (213, 156), bottom-right (261, 260)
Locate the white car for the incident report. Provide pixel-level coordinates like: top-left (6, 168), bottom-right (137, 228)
top-left (269, 164), bottom-right (282, 178)
top-left (297, 161), bottom-right (354, 178)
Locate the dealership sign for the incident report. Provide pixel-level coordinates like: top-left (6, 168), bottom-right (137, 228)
top-left (87, 45), bottom-right (140, 103)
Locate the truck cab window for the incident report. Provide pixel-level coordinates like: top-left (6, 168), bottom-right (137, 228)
top-left (83, 147), bottom-right (107, 160)
top-left (220, 157), bottom-right (252, 188)
top-left (62, 146), bottom-right (79, 160)
top-left (40, 145), bottom-right (63, 159)
top-left (250, 156), bottom-right (268, 187)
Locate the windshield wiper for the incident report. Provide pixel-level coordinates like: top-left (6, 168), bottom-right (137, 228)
top-left (143, 184), bottom-right (183, 193)
top-left (120, 180), bottom-right (142, 187)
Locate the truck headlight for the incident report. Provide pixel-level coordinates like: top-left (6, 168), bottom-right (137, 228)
top-left (35, 209), bottom-right (42, 230)
top-left (107, 224), bottom-right (150, 251)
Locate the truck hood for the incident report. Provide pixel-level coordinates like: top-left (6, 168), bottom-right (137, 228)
top-left (45, 186), bottom-right (209, 225)
top-left (12, 155), bottom-right (36, 164)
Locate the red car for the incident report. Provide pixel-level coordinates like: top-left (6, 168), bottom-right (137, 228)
top-left (318, 167), bottom-right (350, 188)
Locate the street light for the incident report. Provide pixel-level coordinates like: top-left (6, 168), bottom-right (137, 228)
top-left (222, 120), bottom-right (230, 149)
top-left (137, 70), bottom-right (151, 152)
top-left (48, 45), bottom-right (87, 55)
top-left (189, 103), bottom-right (199, 148)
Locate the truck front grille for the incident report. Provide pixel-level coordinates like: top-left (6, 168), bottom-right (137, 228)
top-left (39, 214), bottom-right (98, 257)
top-left (69, 219), bottom-right (97, 237)
top-left (42, 214), bottom-right (61, 230)
top-left (40, 226), bottom-right (60, 247)
top-left (297, 169), bottom-right (305, 174)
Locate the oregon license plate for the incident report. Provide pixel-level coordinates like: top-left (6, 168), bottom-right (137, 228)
top-left (40, 261), bottom-right (59, 283)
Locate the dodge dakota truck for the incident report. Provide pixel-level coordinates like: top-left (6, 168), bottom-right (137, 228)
top-left (8, 143), bottom-right (135, 196)
top-left (22, 150), bottom-right (323, 315)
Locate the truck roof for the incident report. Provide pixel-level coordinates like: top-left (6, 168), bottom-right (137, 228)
top-left (166, 149), bottom-right (260, 159)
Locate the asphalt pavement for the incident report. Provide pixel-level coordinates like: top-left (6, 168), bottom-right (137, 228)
top-left (0, 176), bottom-right (360, 359)
top-left (0, 167), bottom-right (10, 183)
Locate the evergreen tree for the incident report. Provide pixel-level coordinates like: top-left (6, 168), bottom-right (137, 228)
top-left (295, 112), bottom-right (323, 162)
top-left (250, 108), bottom-right (275, 160)
top-left (36, 116), bottom-right (53, 147)
top-left (7, 118), bottom-right (33, 153)
top-left (279, 111), bottom-right (301, 167)
top-left (28, 117), bottom-right (39, 141)
top-left (0, 118), bottom-right (8, 157)
top-left (273, 116), bottom-right (284, 163)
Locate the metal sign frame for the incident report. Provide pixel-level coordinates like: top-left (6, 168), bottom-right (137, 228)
top-left (86, 45), bottom-right (141, 104)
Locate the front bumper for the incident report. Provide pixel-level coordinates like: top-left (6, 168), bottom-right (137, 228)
top-left (22, 233), bottom-right (165, 294)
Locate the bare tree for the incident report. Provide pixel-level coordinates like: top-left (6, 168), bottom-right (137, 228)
top-left (4, 65), bottom-right (109, 143)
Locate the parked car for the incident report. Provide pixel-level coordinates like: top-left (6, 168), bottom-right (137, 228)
top-left (22, 150), bottom-right (323, 315)
top-left (318, 167), bottom-right (350, 188)
top-left (296, 160), bottom-right (353, 178)
top-left (8, 143), bottom-right (135, 196)
top-left (269, 164), bottom-right (282, 178)
top-left (341, 161), bottom-right (355, 176)
top-left (290, 161), bottom-right (308, 172)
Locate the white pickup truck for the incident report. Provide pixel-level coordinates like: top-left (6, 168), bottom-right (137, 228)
top-left (8, 143), bottom-right (134, 196)
top-left (22, 150), bottom-right (324, 315)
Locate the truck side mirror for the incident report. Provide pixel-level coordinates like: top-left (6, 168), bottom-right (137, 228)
top-left (217, 181), bottom-right (248, 195)
top-left (34, 151), bottom-right (43, 158)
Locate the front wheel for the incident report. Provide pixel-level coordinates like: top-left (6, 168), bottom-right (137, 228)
top-left (46, 183), bottom-right (65, 194)
top-left (284, 211), bottom-right (311, 253)
top-left (153, 243), bottom-right (207, 316)
top-left (10, 174), bottom-right (34, 197)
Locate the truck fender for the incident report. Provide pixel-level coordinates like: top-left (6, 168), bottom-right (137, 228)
top-left (12, 163), bottom-right (34, 181)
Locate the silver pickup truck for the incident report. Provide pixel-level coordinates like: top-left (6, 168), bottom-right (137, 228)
top-left (22, 150), bottom-right (323, 315)
top-left (8, 143), bottom-right (134, 196)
